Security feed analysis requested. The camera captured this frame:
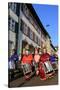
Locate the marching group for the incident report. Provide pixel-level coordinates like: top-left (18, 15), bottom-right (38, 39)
top-left (8, 47), bottom-right (58, 80)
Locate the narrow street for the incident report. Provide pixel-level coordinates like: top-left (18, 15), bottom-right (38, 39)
top-left (9, 71), bottom-right (58, 87)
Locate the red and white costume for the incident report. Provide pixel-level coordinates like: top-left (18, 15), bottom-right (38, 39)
top-left (39, 53), bottom-right (54, 80)
top-left (21, 54), bottom-right (33, 64)
top-left (21, 54), bottom-right (33, 80)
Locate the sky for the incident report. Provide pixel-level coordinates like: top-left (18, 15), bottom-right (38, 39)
top-left (33, 4), bottom-right (58, 47)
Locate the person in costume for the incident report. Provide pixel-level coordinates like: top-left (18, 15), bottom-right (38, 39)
top-left (39, 47), bottom-right (54, 80)
top-left (21, 48), bottom-right (33, 80)
top-left (8, 49), bottom-right (19, 69)
top-left (50, 52), bottom-right (58, 71)
top-left (21, 49), bottom-right (33, 64)
top-left (33, 48), bottom-right (40, 76)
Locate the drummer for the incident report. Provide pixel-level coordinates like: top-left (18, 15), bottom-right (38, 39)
top-left (21, 48), bottom-right (33, 65)
top-left (21, 48), bottom-right (33, 79)
top-left (33, 47), bottom-right (40, 76)
top-left (40, 47), bottom-right (54, 80)
top-left (8, 49), bottom-right (19, 69)
top-left (50, 52), bottom-right (58, 71)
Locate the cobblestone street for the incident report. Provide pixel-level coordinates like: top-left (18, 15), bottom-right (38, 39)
top-left (9, 71), bottom-right (58, 87)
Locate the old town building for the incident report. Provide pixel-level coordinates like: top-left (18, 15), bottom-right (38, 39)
top-left (8, 3), bottom-right (54, 56)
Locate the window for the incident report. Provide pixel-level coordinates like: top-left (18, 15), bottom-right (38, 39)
top-left (35, 35), bottom-right (38, 43)
top-left (12, 3), bottom-right (16, 12)
top-left (8, 40), bottom-right (14, 57)
top-left (34, 24), bottom-right (37, 31)
top-left (29, 13), bottom-right (32, 23)
top-left (41, 32), bottom-right (46, 42)
top-left (20, 20), bottom-right (23, 31)
top-left (28, 27), bottom-right (30, 37)
top-left (39, 28), bottom-right (41, 36)
top-left (8, 3), bottom-right (11, 8)
top-left (8, 3), bottom-right (16, 13)
top-left (30, 29), bottom-right (33, 40)
top-left (23, 23), bottom-right (28, 35)
top-left (37, 37), bottom-right (39, 44)
top-left (22, 4), bottom-right (29, 19)
top-left (33, 32), bottom-right (35, 41)
top-left (20, 20), bottom-right (28, 36)
top-left (41, 41), bottom-right (43, 48)
top-left (12, 19), bottom-right (15, 30)
top-left (37, 28), bottom-right (40, 34)
top-left (8, 17), bottom-right (15, 32)
top-left (8, 17), bottom-right (11, 30)
top-left (8, 17), bottom-right (10, 29)
top-left (38, 38), bottom-right (40, 46)
top-left (29, 14), bottom-right (35, 27)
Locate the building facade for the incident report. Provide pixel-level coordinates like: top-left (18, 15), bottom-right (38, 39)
top-left (50, 43), bottom-right (56, 54)
top-left (8, 3), bottom-right (20, 56)
top-left (8, 3), bottom-right (54, 56)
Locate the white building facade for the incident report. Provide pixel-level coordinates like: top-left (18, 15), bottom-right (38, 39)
top-left (8, 3), bottom-right (53, 56)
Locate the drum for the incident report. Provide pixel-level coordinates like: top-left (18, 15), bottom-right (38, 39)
top-left (21, 63), bottom-right (32, 75)
top-left (43, 61), bottom-right (54, 73)
top-left (39, 61), bottom-right (54, 80)
top-left (8, 60), bottom-right (15, 69)
top-left (51, 62), bottom-right (58, 70)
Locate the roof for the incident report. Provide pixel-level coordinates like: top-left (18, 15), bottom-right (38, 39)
top-left (26, 4), bottom-right (51, 38)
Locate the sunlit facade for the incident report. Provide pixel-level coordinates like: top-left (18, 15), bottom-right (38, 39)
top-left (8, 3), bottom-right (54, 56)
